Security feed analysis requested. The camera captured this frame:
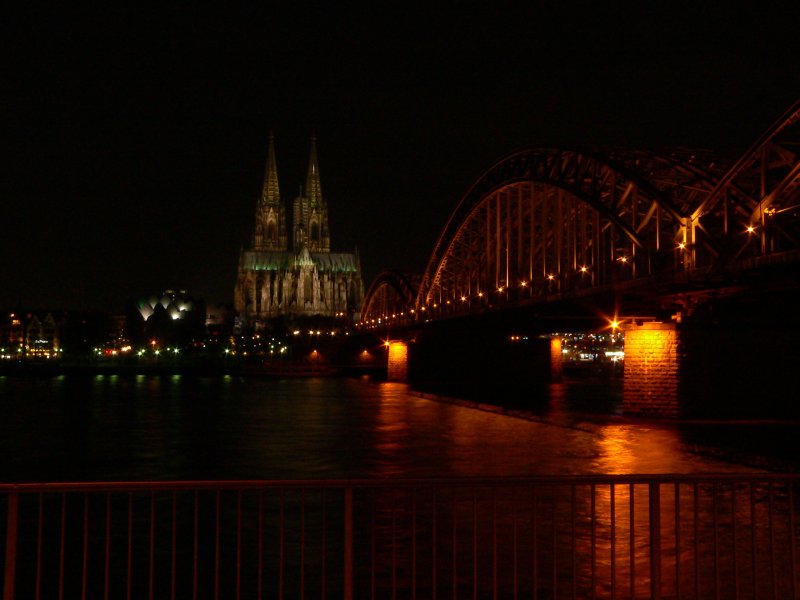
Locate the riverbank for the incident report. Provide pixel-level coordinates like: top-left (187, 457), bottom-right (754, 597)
top-left (0, 356), bottom-right (382, 379)
top-left (0, 358), bottom-right (237, 377)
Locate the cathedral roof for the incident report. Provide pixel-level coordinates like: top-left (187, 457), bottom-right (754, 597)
top-left (242, 250), bottom-right (359, 273)
top-left (312, 252), bottom-right (359, 272)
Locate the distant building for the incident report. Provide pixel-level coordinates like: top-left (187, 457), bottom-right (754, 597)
top-left (206, 303), bottom-right (234, 336)
top-left (0, 311), bottom-right (25, 358)
top-left (60, 310), bottom-right (120, 356)
top-left (234, 135), bottom-right (363, 329)
top-left (128, 289), bottom-right (205, 346)
top-left (25, 313), bottom-right (60, 358)
top-left (1, 310), bottom-right (61, 359)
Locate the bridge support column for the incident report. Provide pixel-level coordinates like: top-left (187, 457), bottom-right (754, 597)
top-left (550, 337), bottom-right (563, 382)
top-left (387, 341), bottom-right (409, 382)
top-left (623, 320), bottom-right (797, 419)
top-left (622, 321), bottom-right (680, 418)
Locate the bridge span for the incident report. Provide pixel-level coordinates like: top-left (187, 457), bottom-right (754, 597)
top-left (357, 100), bottom-right (800, 419)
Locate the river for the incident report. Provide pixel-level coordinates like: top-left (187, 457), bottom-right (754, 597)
top-left (2, 373), bottom-right (798, 483)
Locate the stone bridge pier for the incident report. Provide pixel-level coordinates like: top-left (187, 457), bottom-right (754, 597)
top-left (622, 319), bottom-right (797, 419)
top-left (387, 341), bottom-right (409, 382)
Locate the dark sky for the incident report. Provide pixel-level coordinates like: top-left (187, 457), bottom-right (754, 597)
top-left (4, 4), bottom-right (799, 311)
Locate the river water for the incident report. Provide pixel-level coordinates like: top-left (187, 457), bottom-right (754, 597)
top-left (2, 373), bottom-right (798, 482)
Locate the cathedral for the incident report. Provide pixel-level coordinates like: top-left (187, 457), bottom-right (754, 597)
top-left (234, 135), bottom-right (363, 328)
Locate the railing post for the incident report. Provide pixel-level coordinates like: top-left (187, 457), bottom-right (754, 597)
top-left (649, 482), bottom-right (662, 600)
top-left (344, 487), bottom-right (353, 600)
top-left (4, 490), bottom-right (19, 600)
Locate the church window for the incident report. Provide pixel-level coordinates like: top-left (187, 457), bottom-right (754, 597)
top-left (310, 222), bottom-right (320, 242)
top-left (267, 220), bottom-right (276, 241)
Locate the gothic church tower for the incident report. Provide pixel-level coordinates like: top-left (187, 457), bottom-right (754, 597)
top-left (292, 135), bottom-right (330, 252)
top-left (252, 133), bottom-right (287, 251)
top-left (234, 133), bottom-right (363, 328)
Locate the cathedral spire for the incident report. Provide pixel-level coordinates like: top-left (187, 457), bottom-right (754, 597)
top-left (253, 131), bottom-right (287, 251)
top-left (261, 131), bottom-right (280, 206)
top-left (293, 134), bottom-right (329, 252)
top-left (305, 134), bottom-right (322, 208)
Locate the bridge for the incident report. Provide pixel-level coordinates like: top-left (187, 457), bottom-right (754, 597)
top-left (356, 100), bottom-right (800, 419)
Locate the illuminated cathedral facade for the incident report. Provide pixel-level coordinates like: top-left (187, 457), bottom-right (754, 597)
top-left (234, 135), bottom-right (363, 327)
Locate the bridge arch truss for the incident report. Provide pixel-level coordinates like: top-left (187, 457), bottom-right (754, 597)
top-left (416, 147), bottom-right (722, 310)
top-left (416, 99), bottom-right (800, 316)
top-left (359, 100), bottom-right (800, 326)
top-left (359, 270), bottom-right (418, 326)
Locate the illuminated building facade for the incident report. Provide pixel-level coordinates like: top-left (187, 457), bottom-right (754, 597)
top-left (128, 289), bottom-right (205, 347)
top-left (1, 311), bottom-right (61, 359)
top-left (234, 135), bottom-right (363, 328)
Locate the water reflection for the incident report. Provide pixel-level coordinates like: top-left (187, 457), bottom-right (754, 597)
top-left (0, 375), bottom-right (792, 483)
top-left (594, 424), bottom-right (692, 474)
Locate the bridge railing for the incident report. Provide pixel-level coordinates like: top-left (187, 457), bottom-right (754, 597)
top-left (2, 475), bottom-right (798, 599)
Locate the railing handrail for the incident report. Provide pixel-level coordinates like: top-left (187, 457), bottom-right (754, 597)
top-left (2, 472), bottom-right (799, 494)
top-left (4, 473), bottom-right (799, 598)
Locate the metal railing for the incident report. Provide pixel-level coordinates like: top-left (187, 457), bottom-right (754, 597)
top-left (2, 475), bottom-right (798, 599)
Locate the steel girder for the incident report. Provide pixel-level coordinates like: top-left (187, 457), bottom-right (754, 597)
top-left (416, 147), bottom-right (722, 309)
top-left (691, 99), bottom-right (800, 259)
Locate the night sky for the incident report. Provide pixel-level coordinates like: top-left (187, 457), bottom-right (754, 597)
top-left (4, 4), bottom-right (799, 311)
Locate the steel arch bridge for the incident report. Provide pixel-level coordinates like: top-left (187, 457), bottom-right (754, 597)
top-left (359, 270), bottom-right (418, 327)
top-left (360, 100), bottom-right (800, 327)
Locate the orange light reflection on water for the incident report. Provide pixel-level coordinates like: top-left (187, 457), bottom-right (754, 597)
top-left (594, 424), bottom-right (697, 474)
top-left (371, 381), bottom-right (758, 478)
